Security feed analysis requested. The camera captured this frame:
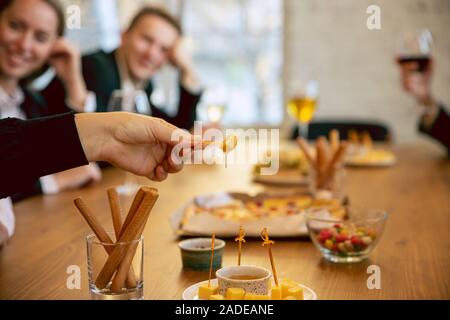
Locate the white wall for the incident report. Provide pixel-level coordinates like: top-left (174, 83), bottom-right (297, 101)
top-left (284, 0), bottom-right (450, 143)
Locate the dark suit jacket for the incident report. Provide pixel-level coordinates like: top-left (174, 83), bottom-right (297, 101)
top-left (42, 50), bottom-right (201, 130)
top-left (418, 105), bottom-right (450, 153)
top-left (9, 88), bottom-right (52, 202)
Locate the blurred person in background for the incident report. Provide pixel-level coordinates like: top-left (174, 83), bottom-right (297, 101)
top-left (43, 6), bottom-right (202, 130)
top-left (0, 0), bottom-right (101, 244)
top-left (398, 58), bottom-right (450, 153)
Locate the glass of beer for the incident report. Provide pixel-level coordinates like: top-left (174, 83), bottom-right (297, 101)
top-left (396, 29), bottom-right (432, 73)
top-left (287, 80), bottom-right (319, 139)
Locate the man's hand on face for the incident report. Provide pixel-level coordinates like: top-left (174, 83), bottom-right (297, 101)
top-left (169, 38), bottom-right (201, 92)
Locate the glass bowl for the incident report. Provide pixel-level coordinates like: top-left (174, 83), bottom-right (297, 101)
top-left (305, 206), bottom-right (387, 263)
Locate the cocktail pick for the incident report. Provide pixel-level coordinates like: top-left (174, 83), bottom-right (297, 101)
top-left (203, 134), bottom-right (238, 168)
top-left (234, 226), bottom-right (246, 266)
top-left (261, 227), bottom-right (278, 287)
top-left (208, 233), bottom-right (216, 288)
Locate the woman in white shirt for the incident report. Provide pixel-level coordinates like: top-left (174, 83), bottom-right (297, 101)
top-left (0, 0), bottom-right (100, 246)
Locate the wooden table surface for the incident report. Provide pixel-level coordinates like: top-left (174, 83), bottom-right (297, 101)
top-left (1, 143), bottom-right (449, 300)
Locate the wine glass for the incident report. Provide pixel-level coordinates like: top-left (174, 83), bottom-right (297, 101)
top-left (287, 80), bottom-right (319, 139)
top-left (396, 29), bottom-right (432, 73)
top-left (107, 89), bottom-right (150, 195)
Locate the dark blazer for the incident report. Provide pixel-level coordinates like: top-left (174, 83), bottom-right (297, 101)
top-left (42, 50), bottom-right (201, 130)
top-left (0, 113), bottom-right (87, 199)
top-left (9, 88), bottom-right (54, 202)
top-left (418, 105), bottom-right (450, 153)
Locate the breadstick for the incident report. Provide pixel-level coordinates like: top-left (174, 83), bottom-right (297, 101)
top-left (107, 187), bottom-right (138, 289)
top-left (74, 196), bottom-right (137, 289)
top-left (315, 136), bottom-right (327, 188)
top-left (321, 142), bottom-right (348, 187)
top-left (296, 137), bottom-right (315, 168)
top-left (329, 129), bottom-right (340, 153)
top-left (95, 187), bottom-right (158, 289)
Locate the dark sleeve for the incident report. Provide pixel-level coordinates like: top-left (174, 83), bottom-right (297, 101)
top-left (418, 105), bottom-right (450, 153)
top-left (40, 76), bottom-right (73, 115)
top-left (151, 83), bottom-right (201, 130)
top-left (10, 181), bottom-right (43, 203)
top-left (0, 113), bottom-right (88, 199)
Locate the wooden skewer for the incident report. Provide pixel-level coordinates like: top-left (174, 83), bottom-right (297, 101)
top-left (234, 226), bottom-right (246, 266)
top-left (202, 135), bottom-right (238, 153)
top-left (95, 187), bottom-right (158, 289)
top-left (203, 135), bottom-right (238, 168)
top-left (208, 233), bottom-right (216, 288)
top-left (261, 228), bottom-right (278, 287)
top-left (74, 196), bottom-right (137, 290)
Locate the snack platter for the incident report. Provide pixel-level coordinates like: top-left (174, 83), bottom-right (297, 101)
top-left (182, 279), bottom-right (317, 300)
top-left (170, 191), bottom-right (346, 237)
top-left (252, 147), bottom-right (310, 186)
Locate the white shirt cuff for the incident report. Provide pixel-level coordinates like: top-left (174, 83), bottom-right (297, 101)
top-left (0, 197), bottom-right (15, 237)
top-left (83, 91), bottom-right (97, 113)
top-left (40, 175), bottom-right (60, 195)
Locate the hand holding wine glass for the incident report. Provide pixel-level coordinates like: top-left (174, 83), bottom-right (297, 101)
top-left (396, 30), bottom-right (435, 107)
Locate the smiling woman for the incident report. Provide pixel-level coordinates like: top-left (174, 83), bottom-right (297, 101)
top-left (0, 0), bottom-right (64, 85)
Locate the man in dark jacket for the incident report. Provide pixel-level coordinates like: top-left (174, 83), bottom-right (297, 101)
top-left (43, 6), bottom-right (202, 130)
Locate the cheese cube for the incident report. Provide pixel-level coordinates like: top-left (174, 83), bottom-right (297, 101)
top-left (254, 294), bottom-right (270, 300)
top-left (280, 282), bottom-right (295, 298)
top-left (271, 286), bottom-right (282, 300)
top-left (288, 287), bottom-right (304, 300)
top-left (283, 296), bottom-right (296, 300)
top-left (244, 293), bottom-right (256, 300)
top-left (226, 287), bottom-right (246, 300)
top-left (198, 285), bottom-right (218, 300)
top-left (210, 294), bottom-right (225, 300)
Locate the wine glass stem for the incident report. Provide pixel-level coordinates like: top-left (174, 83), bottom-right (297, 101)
top-left (298, 122), bottom-right (309, 139)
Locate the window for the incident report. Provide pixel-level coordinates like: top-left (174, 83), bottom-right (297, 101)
top-left (178, 0), bottom-right (284, 126)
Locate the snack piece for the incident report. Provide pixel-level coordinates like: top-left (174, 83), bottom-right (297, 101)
top-left (270, 285), bottom-right (282, 300)
top-left (222, 134), bottom-right (238, 153)
top-left (283, 296), bottom-right (296, 300)
top-left (198, 285), bottom-right (218, 300)
top-left (244, 293), bottom-right (256, 300)
top-left (288, 287), bottom-right (304, 300)
top-left (210, 294), bottom-right (225, 300)
top-left (315, 223), bottom-right (377, 255)
top-left (254, 294), bottom-right (270, 300)
top-left (226, 287), bottom-right (246, 300)
top-left (280, 281), bottom-right (295, 299)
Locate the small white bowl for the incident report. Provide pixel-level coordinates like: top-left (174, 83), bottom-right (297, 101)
top-left (216, 265), bottom-right (272, 296)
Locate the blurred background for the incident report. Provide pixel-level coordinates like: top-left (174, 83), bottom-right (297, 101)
top-left (58, 0), bottom-right (449, 143)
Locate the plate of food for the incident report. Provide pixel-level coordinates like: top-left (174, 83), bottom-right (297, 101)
top-left (252, 147), bottom-right (310, 186)
top-left (345, 130), bottom-right (396, 167)
top-left (183, 276), bottom-right (317, 300)
top-left (346, 149), bottom-right (396, 167)
top-left (170, 191), bottom-right (346, 237)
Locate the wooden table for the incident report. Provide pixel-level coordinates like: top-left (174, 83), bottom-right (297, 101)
top-left (1, 143), bottom-right (449, 299)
